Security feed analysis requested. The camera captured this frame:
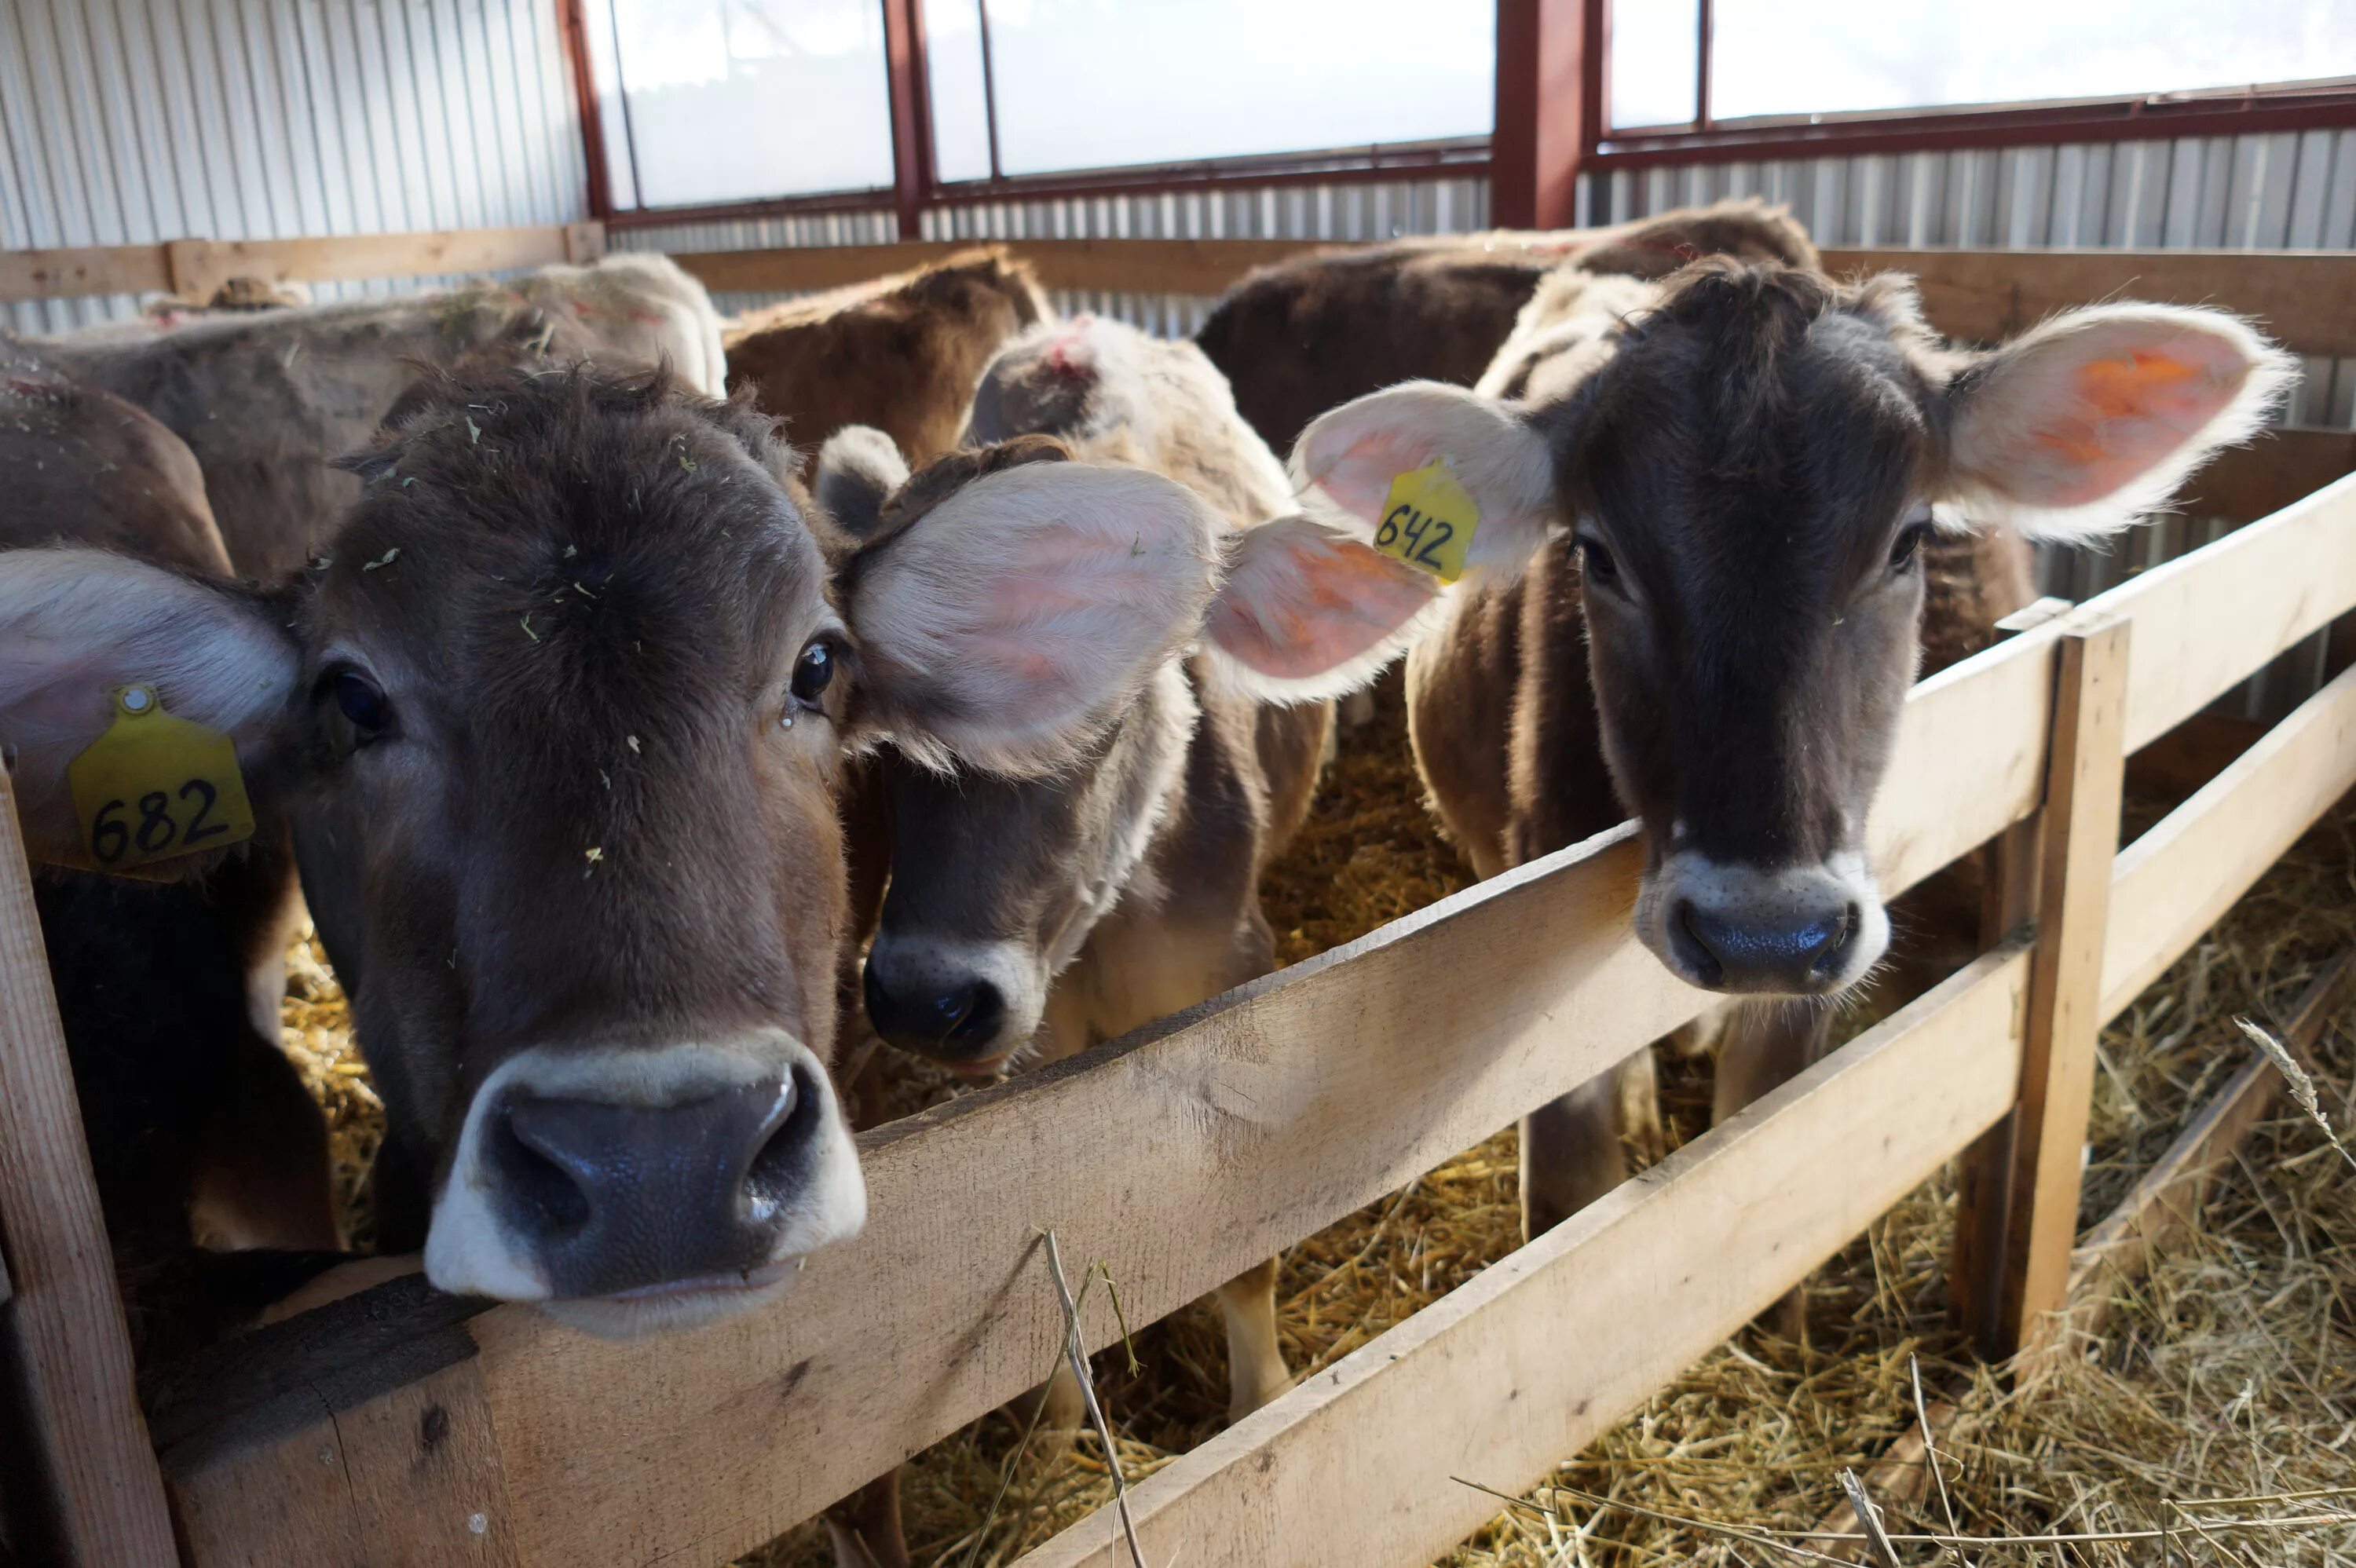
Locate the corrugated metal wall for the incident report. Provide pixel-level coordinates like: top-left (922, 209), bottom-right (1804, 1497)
top-left (0, 0), bottom-right (587, 335)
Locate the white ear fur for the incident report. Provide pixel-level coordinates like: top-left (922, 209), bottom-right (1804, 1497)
top-left (1202, 515), bottom-right (1443, 703)
top-left (1945, 304), bottom-right (2296, 542)
top-left (1290, 382), bottom-right (1557, 580)
top-left (0, 549), bottom-right (298, 861)
top-left (848, 462), bottom-right (1221, 776)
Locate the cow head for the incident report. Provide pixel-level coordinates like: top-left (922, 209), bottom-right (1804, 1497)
top-left (819, 375), bottom-right (1434, 1073)
top-left (1294, 261), bottom-right (2291, 996)
top-left (0, 364), bottom-right (1224, 1333)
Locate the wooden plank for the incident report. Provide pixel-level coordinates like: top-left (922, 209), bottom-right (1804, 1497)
top-left (1, 226), bottom-right (587, 303)
top-left (172, 1358), bottom-right (521, 1568)
top-left (1803, 1400), bottom-right (1961, 1560)
top-left (0, 243), bottom-right (171, 301)
top-left (2066, 948), bottom-right (2354, 1343)
top-left (2086, 472), bottom-right (2356, 754)
top-left (164, 226), bottom-right (582, 298)
top-left (674, 237), bottom-right (1335, 300)
top-left (1016, 946), bottom-right (2032, 1568)
top-left (166, 621), bottom-right (2061, 1568)
top-left (2184, 430), bottom-right (2356, 526)
top-left (2099, 660), bottom-right (2356, 1022)
top-left (0, 773), bottom-right (179, 1565)
top-left (1989, 614), bottom-right (2131, 1358)
top-left (1820, 247), bottom-right (2356, 356)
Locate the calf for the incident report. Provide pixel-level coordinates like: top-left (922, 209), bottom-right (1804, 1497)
top-left (2, 360), bottom-right (1232, 1338)
top-left (44, 254), bottom-right (725, 583)
top-left (0, 333), bottom-right (335, 1365)
top-left (1195, 199), bottom-right (1819, 454)
top-left (726, 247), bottom-right (1048, 470)
top-left (1293, 259), bottom-right (2290, 1234)
top-left (821, 316), bottom-right (1432, 1403)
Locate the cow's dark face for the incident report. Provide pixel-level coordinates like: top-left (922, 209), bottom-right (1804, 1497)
top-left (1293, 260), bottom-right (2292, 999)
top-left (1, 365), bottom-right (1237, 1335)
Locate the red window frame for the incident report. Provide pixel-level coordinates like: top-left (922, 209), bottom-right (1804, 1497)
top-left (561, 0), bottom-right (2356, 238)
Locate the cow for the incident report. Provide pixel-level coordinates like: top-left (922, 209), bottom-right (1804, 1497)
top-left (1287, 258), bottom-right (2291, 1250)
top-left (725, 246), bottom-right (1048, 470)
top-left (0, 332), bottom-right (337, 1370)
top-left (1195, 199), bottom-right (1820, 456)
top-left (810, 316), bottom-right (1436, 1568)
top-left (42, 253), bottom-right (726, 583)
top-left (1, 357), bottom-right (1240, 1342)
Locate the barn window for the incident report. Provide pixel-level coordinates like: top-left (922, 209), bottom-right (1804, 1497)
top-left (918, 0), bottom-right (1494, 184)
top-left (582, 0), bottom-right (898, 210)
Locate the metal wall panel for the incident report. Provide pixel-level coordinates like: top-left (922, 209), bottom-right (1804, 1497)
top-left (1, 0), bottom-right (587, 335)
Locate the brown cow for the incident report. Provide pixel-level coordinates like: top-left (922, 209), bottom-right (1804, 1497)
top-left (726, 247), bottom-right (1048, 469)
top-left (43, 254), bottom-right (726, 583)
top-left (1291, 261), bottom-right (2290, 1242)
top-left (1195, 198), bottom-right (1820, 455)
top-left (1, 359), bottom-right (1235, 1338)
top-left (813, 316), bottom-right (1433, 1568)
top-left (0, 333), bottom-right (336, 1370)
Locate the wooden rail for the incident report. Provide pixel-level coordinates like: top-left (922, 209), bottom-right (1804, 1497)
top-left (0, 224), bottom-right (605, 303)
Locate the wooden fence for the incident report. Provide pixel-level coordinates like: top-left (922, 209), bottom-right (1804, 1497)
top-left (0, 235), bottom-right (2354, 1568)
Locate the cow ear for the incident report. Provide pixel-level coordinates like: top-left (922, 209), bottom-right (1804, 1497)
top-left (1944, 304), bottom-right (2296, 541)
top-left (812, 426), bottom-right (909, 543)
top-left (0, 550), bottom-right (298, 868)
top-left (1202, 515), bottom-right (1441, 702)
top-left (1290, 382), bottom-right (1557, 581)
top-left (844, 462), bottom-right (1220, 775)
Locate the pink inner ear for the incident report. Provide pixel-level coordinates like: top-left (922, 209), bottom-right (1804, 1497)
top-left (1207, 532), bottom-right (1436, 681)
top-left (2012, 332), bottom-right (2252, 507)
top-left (1308, 428), bottom-right (1436, 526)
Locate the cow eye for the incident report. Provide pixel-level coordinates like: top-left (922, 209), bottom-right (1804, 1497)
top-left (1575, 535), bottom-right (1620, 590)
top-left (330, 670), bottom-right (391, 741)
top-left (789, 636), bottom-right (840, 708)
top-left (1890, 521), bottom-right (1931, 572)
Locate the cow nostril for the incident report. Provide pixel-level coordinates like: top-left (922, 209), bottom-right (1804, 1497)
top-left (1672, 899), bottom-right (1726, 988)
top-left (945, 981), bottom-right (1004, 1049)
top-left (1810, 903), bottom-right (1861, 976)
top-left (743, 1066), bottom-right (821, 1221)
top-left (491, 1104), bottom-right (593, 1238)
top-left (931, 985), bottom-right (979, 1033)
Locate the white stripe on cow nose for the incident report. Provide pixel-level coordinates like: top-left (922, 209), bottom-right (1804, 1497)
top-left (425, 1032), bottom-right (865, 1329)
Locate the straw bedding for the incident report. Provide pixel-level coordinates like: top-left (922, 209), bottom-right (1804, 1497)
top-left (275, 668), bottom-right (2356, 1567)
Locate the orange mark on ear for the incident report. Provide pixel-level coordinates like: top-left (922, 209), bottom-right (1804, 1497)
top-left (2075, 349), bottom-right (2200, 420)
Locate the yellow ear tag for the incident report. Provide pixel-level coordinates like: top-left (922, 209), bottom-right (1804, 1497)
top-left (1373, 461), bottom-right (1480, 583)
top-left (64, 685), bottom-right (255, 874)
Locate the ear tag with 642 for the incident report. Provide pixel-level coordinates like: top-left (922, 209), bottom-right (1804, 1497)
top-left (1373, 461), bottom-right (1480, 583)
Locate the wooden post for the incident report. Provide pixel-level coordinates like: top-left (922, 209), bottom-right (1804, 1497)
top-left (1491, 0), bottom-right (1598, 228)
top-left (880, 0), bottom-right (937, 241)
top-left (0, 771), bottom-right (179, 1566)
top-left (1953, 612), bottom-right (2131, 1361)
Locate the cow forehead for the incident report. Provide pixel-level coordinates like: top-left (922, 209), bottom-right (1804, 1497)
top-left (309, 444), bottom-right (832, 738)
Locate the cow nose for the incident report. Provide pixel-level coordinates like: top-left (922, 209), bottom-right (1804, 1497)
top-left (863, 963), bottom-right (1006, 1061)
top-left (1674, 898), bottom-right (1857, 992)
top-left (487, 1072), bottom-right (821, 1299)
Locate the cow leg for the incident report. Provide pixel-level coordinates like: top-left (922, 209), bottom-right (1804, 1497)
top-left (1520, 1064), bottom-right (1633, 1241)
top-left (188, 1026), bottom-right (340, 1252)
top-left (1714, 1000), bottom-right (1836, 1341)
top-left (1212, 1255), bottom-right (1293, 1422)
top-left (823, 1470), bottom-right (911, 1568)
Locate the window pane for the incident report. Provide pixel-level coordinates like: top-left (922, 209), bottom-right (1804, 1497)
top-left (605, 0), bottom-right (894, 207)
top-left (1610, 0), bottom-right (1699, 130)
top-left (985, 0), bottom-right (1491, 177)
top-left (1714, 0), bottom-right (2356, 122)
top-left (924, 0), bottom-right (995, 183)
